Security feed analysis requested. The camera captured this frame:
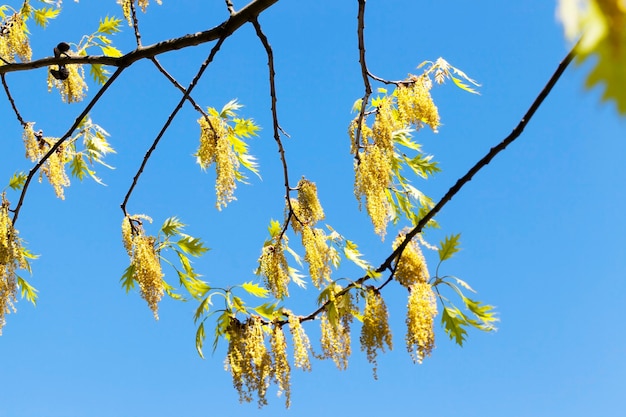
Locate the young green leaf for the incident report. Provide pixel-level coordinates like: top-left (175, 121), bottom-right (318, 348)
top-left (32, 7), bottom-right (59, 28)
top-left (251, 302), bottom-right (279, 320)
top-left (16, 276), bottom-right (38, 305)
top-left (176, 236), bottom-right (209, 256)
top-left (441, 305), bottom-right (468, 346)
top-left (120, 264), bottom-right (136, 293)
top-left (8, 172), bottom-right (27, 191)
top-left (438, 234), bottom-right (461, 262)
top-left (241, 281), bottom-right (269, 298)
top-left (195, 321), bottom-right (206, 358)
top-left (97, 16), bottom-right (122, 34)
top-left (161, 217), bottom-right (185, 237)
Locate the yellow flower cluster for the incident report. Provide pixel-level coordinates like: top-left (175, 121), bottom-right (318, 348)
top-left (122, 215), bottom-right (164, 319)
top-left (406, 282), bottom-right (437, 364)
top-left (301, 226), bottom-right (331, 287)
top-left (396, 75), bottom-right (440, 132)
top-left (22, 123), bottom-right (43, 162)
top-left (0, 194), bottom-right (26, 334)
top-left (224, 317), bottom-right (274, 407)
top-left (354, 144), bottom-right (392, 237)
top-left (351, 74), bottom-right (441, 237)
top-left (39, 139), bottom-right (71, 200)
top-left (319, 312), bottom-right (352, 370)
top-left (393, 233), bottom-right (430, 288)
top-left (290, 178), bottom-right (325, 231)
top-left (197, 115), bottom-right (238, 210)
top-left (270, 324), bottom-right (291, 407)
top-left (258, 243), bottom-right (290, 299)
top-left (287, 313), bottom-right (312, 371)
top-left (47, 64), bottom-right (87, 103)
top-left (360, 288), bottom-right (392, 379)
top-left (0, 13), bottom-right (31, 63)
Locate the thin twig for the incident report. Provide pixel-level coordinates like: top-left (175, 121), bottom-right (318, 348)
top-left (129, 0), bottom-right (142, 47)
top-left (150, 57), bottom-right (208, 117)
top-left (120, 37), bottom-right (227, 215)
top-left (11, 66), bottom-right (127, 225)
top-left (1, 73), bottom-right (26, 127)
top-left (352, 0), bottom-right (372, 162)
top-left (252, 18), bottom-right (295, 239)
top-left (225, 0), bottom-right (236, 15)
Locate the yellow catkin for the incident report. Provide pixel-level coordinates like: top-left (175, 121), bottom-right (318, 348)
top-left (0, 13), bottom-right (31, 63)
top-left (396, 75), bottom-right (440, 132)
top-left (301, 226), bottom-right (331, 288)
top-left (292, 178), bottom-right (324, 230)
top-left (39, 140), bottom-right (70, 199)
top-left (354, 144), bottom-right (393, 237)
top-left (360, 288), bottom-right (393, 379)
top-left (196, 115), bottom-right (238, 210)
top-left (225, 317), bottom-right (273, 407)
top-left (287, 313), bottom-right (312, 371)
top-left (319, 306), bottom-right (352, 370)
top-left (270, 324), bottom-right (291, 408)
top-left (22, 123), bottom-right (42, 162)
top-left (393, 233), bottom-right (430, 288)
top-left (0, 194), bottom-right (26, 335)
top-left (258, 242), bottom-right (290, 299)
top-left (131, 235), bottom-right (164, 319)
top-left (371, 96), bottom-right (401, 152)
top-left (121, 217), bottom-right (133, 256)
top-left (47, 64), bottom-right (87, 103)
top-left (406, 282), bottom-right (437, 364)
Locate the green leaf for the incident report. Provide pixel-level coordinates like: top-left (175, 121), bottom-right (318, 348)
top-left (8, 172), bottom-right (27, 191)
top-left (178, 271), bottom-right (211, 300)
top-left (344, 240), bottom-right (371, 270)
top-left (89, 64), bottom-right (110, 85)
top-left (441, 306), bottom-right (468, 346)
top-left (97, 16), bottom-right (122, 34)
top-left (252, 302), bottom-right (279, 320)
top-left (213, 310), bottom-right (232, 352)
top-left (100, 45), bottom-right (123, 58)
top-left (462, 296), bottom-right (498, 331)
top-left (232, 296), bottom-right (246, 314)
top-left (241, 281), bottom-right (269, 298)
top-left (195, 321), bottom-right (206, 358)
top-left (161, 216), bottom-right (185, 237)
top-left (120, 264), bottom-right (136, 293)
top-left (193, 294), bottom-right (213, 322)
top-left (32, 7), bottom-right (59, 28)
top-left (438, 234), bottom-right (461, 262)
top-left (268, 219), bottom-right (281, 238)
top-left (176, 236), bottom-right (209, 257)
top-left (351, 98), bottom-right (363, 113)
top-left (16, 276), bottom-right (38, 305)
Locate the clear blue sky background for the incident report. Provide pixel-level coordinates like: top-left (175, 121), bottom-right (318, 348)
top-left (1, 1), bottom-right (625, 416)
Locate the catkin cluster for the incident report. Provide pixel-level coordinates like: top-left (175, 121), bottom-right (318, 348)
top-left (290, 178), bottom-right (332, 287)
top-left (225, 317), bottom-right (293, 408)
top-left (287, 313), bottom-right (312, 371)
top-left (258, 243), bottom-right (290, 299)
top-left (197, 115), bottom-right (238, 210)
top-left (406, 281), bottom-right (437, 364)
top-left (393, 233), bottom-right (430, 288)
top-left (318, 291), bottom-right (354, 370)
top-left (121, 215), bottom-right (164, 319)
top-left (360, 288), bottom-right (392, 379)
top-left (40, 140), bottom-right (71, 200)
top-left (0, 195), bottom-right (26, 334)
top-left (351, 75), bottom-right (440, 237)
top-left (0, 13), bottom-right (31, 63)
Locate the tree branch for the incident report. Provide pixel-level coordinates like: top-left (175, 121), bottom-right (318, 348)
top-left (0, 0), bottom-right (279, 75)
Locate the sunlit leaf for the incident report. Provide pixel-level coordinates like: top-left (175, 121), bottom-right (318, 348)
top-left (195, 321), bottom-right (206, 358)
top-left (97, 16), bottom-right (122, 34)
top-left (16, 276), bottom-right (38, 305)
top-left (441, 305), bottom-right (468, 346)
top-left (438, 234), bottom-right (461, 262)
top-left (8, 172), bottom-right (27, 191)
top-left (241, 281), bottom-right (269, 298)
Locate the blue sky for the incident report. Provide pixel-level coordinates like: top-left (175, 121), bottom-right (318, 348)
top-left (1, 1), bottom-right (625, 416)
